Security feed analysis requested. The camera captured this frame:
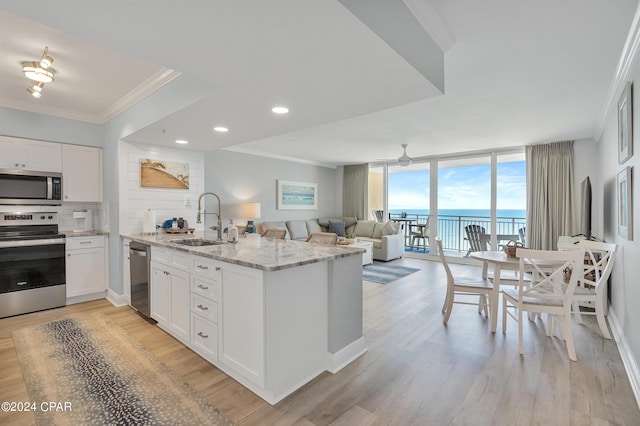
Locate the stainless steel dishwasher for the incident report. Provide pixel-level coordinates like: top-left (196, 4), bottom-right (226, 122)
top-left (129, 241), bottom-right (151, 319)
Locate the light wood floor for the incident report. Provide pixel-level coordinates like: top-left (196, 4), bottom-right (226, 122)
top-left (1, 258), bottom-right (638, 425)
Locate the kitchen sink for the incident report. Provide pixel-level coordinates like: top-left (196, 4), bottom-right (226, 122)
top-left (170, 238), bottom-right (228, 246)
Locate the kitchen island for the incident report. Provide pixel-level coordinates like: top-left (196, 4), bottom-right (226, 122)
top-left (126, 232), bottom-right (366, 404)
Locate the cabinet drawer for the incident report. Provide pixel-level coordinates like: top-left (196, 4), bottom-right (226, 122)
top-left (191, 314), bottom-right (218, 362)
top-left (191, 293), bottom-right (218, 322)
top-left (152, 247), bottom-right (190, 271)
top-left (66, 236), bottom-right (104, 250)
top-left (191, 275), bottom-right (219, 301)
top-left (192, 257), bottom-right (219, 275)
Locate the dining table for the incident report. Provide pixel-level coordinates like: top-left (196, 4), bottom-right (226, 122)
top-left (471, 250), bottom-right (562, 332)
top-left (470, 250), bottom-right (522, 333)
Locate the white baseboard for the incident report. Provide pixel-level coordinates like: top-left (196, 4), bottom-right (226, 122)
top-left (106, 289), bottom-right (129, 307)
top-left (66, 291), bottom-right (107, 305)
top-left (608, 306), bottom-right (640, 410)
top-left (325, 337), bottom-right (368, 374)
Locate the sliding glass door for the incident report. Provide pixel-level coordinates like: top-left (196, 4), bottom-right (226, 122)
top-left (370, 149), bottom-right (525, 259)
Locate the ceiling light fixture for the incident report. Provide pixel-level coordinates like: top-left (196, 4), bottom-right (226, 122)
top-left (272, 106), bottom-right (289, 114)
top-left (175, 139), bottom-right (189, 144)
top-left (22, 47), bottom-right (56, 83)
top-left (27, 87), bottom-right (42, 98)
top-left (213, 126), bottom-right (229, 132)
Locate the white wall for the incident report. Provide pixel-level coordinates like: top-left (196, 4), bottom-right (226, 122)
top-left (573, 138), bottom-right (599, 236)
top-left (119, 141), bottom-right (205, 234)
top-left (204, 150), bottom-right (339, 230)
top-left (596, 58), bottom-right (640, 400)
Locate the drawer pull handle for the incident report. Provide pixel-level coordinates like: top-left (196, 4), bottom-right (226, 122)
top-left (215, 266), bottom-right (221, 271)
top-left (197, 331), bottom-right (209, 339)
top-left (17, 281), bottom-right (27, 286)
top-left (80, 241), bottom-right (91, 245)
top-left (197, 304), bottom-right (208, 311)
top-left (197, 265), bottom-right (209, 270)
top-left (197, 284), bottom-right (209, 290)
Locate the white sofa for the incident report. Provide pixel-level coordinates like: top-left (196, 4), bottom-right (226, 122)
top-left (260, 217), bottom-right (404, 261)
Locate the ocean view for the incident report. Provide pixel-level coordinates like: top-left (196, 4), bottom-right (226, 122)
top-left (389, 209), bottom-right (526, 219)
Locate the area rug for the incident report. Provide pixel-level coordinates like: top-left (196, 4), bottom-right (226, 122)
top-left (362, 262), bottom-right (420, 284)
top-left (12, 314), bottom-right (234, 426)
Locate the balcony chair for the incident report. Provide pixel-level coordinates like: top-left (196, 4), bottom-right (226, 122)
top-left (518, 226), bottom-right (526, 246)
top-left (570, 240), bottom-right (617, 339)
top-left (306, 232), bottom-right (338, 245)
top-left (436, 238), bottom-right (493, 324)
top-left (409, 219), bottom-right (429, 252)
top-left (372, 210), bottom-right (384, 222)
top-left (502, 247), bottom-right (585, 361)
top-left (464, 224), bottom-right (487, 257)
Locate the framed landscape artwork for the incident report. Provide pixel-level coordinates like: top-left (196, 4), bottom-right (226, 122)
top-left (617, 166), bottom-right (633, 240)
top-left (277, 180), bottom-right (317, 210)
top-left (140, 158), bottom-right (189, 189)
top-left (618, 81), bottom-right (633, 164)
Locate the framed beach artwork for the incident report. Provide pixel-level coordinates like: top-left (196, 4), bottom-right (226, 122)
top-left (617, 166), bottom-right (633, 240)
top-left (277, 180), bottom-right (318, 210)
top-left (618, 81), bottom-right (633, 164)
top-left (140, 158), bottom-right (190, 189)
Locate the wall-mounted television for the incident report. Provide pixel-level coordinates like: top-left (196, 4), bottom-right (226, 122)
top-left (579, 176), bottom-right (592, 240)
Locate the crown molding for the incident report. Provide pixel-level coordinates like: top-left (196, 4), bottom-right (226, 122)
top-left (97, 68), bottom-right (181, 123)
top-left (595, 2), bottom-right (640, 141)
top-left (0, 68), bottom-right (180, 124)
top-left (402, 0), bottom-right (455, 52)
top-left (223, 145), bottom-right (338, 169)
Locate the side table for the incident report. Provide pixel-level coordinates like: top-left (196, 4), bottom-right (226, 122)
top-left (351, 240), bottom-right (373, 265)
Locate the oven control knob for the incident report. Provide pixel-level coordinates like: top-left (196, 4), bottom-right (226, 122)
top-left (40, 216), bottom-right (45, 220)
top-left (48, 215), bottom-right (53, 219)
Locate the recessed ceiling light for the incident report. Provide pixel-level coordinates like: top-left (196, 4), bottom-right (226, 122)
top-left (214, 126), bottom-right (229, 133)
top-left (175, 139), bottom-right (188, 144)
top-left (272, 106), bottom-right (289, 114)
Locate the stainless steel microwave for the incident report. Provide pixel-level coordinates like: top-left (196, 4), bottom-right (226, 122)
top-left (0, 169), bottom-right (62, 205)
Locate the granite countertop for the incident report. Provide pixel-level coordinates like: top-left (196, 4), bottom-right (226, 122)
top-left (126, 231), bottom-right (364, 271)
top-left (62, 230), bottom-right (110, 237)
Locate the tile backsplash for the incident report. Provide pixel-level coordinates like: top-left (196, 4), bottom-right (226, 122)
top-left (1, 202), bottom-right (109, 232)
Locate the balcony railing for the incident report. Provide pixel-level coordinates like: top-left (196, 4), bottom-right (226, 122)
top-left (389, 212), bottom-right (526, 255)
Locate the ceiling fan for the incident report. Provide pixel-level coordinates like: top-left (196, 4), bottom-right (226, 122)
top-left (377, 144), bottom-right (413, 166)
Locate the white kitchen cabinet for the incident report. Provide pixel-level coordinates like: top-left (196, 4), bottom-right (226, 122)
top-left (190, 256), bottom-right (221, 363)
top-left (150, 260), bottom-right (190, 345)
top-left (123, 238), bottom-right (131, 303)
top-left (219, 263), bottom-right (265, 387)
top-left (0, 136), bottom-right (62, 172)
top-left (62, 144), bottom-right (103, 202)
top-left (66, 235), bottom-right (107, 301)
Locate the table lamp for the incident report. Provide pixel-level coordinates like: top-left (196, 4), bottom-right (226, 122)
top-left (241, 202), bottom-right (261, 234)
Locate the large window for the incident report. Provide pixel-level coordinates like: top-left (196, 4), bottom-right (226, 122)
top-left (370, 150), bottom-right (526, 259)
top-left (438, 156), bottom-right (491, 256)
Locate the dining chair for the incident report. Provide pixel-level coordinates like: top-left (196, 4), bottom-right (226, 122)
top-left (261, 228), bottom-right (287, 240)
top-left (306, 232), bottom-right (338, 245)
top-left (436, 238), bottom-right (493, 324)
top-left (570, 240), bottom-right (617, 339)
top-left (464, 224), bottom-right (487, 257)
top-left (502, 247), bottom-right (585, 361)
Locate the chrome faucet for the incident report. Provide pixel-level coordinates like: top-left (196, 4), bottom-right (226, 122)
top-left (196, 192), bottom-right (223, 241)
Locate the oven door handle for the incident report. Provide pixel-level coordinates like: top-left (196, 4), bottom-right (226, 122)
top-left (0, 238), bottom-right (66, 248)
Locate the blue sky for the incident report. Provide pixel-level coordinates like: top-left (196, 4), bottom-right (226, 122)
top-left (388, 161), bottom-right (526, 210)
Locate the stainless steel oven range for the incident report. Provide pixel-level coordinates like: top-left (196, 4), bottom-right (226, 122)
top-left (0, 212), bottom-right (66, 318)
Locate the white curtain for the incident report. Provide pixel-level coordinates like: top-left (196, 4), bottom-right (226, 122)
top-left (343, 164), bottom-right (369, 220)
top-left (526, 141), bottom-right (576, 250)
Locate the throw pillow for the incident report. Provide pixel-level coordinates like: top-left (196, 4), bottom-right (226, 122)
top-left (328, 219), bottom-right (346, 236)
top-left (380, 221), bottom-right (400, 236)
